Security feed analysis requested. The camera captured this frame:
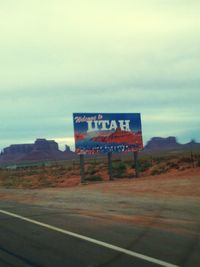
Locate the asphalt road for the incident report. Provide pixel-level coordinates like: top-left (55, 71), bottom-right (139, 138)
top-left (0, 201), bottom-right (199, 267)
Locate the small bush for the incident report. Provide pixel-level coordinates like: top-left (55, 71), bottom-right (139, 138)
top-left (85, 175), bottom-right (102, 181)
top-left (113, 162), bottom-right (126, 171)
top-left (112, 162), bottom-right (127, 178)
top-left (0, 170), bottom-right (9, 181)
top-left (138, 160), bottom-right (152, 172)
top-left (179, 156), bottom-right (192, 163)
top-left (38, 175), bottom-right (51, 187)
top-left (69, 170), bottom-right (79, 176)
top-left (166, 161), bottom-right (179, 169)
top-left (25, 169), bottom-right (41, 176)
top-left (197, 159), bottom-right (200, 167)
top-left (150, 164), bottom-right (168, 176)
top-left (91, 159), bottom-right (97, 165)
top-left (153, 157), bottom-right (164, 164)
top-left (1, 175), bottom-right (23, 188)
top-left (85, 164), bottom-right (98, 175)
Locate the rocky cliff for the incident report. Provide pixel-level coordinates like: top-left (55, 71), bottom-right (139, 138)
top-left (1, 136), bottom-right (200, 166)
top-left (144, 137), bottom-right (200, 152)
top-left (0, 139), bottom-right (75, 164)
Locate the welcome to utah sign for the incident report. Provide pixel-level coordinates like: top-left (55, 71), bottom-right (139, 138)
top-left (73, 113), bottom-right (143, 154)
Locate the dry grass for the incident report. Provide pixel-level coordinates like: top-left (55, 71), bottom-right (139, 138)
top-left (0, 152), bottom-right (199, 188)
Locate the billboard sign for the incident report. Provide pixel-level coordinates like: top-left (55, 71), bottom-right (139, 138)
top-left (73, 113), bottom-right (143, 154)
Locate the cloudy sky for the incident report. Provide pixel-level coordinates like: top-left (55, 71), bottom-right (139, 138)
top-left (0, 0), bottom-right (199, 151)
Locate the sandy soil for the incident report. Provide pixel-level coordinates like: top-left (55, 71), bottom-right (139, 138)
top-left (0, 168), bottom-right (199, 239)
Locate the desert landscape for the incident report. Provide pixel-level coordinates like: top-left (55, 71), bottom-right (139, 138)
top-left (1, 1), bottom-right (200, 266)
top-left (0, 150), bottom-right (199, 188)
top-left (0, 152), bottom-right (199, 266)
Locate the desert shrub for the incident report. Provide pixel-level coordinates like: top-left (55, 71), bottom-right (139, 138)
top-left (0, 170), bottom-right (15, 181)
top-left (150, 164), bottom-right (168, 176)
top-left (197, 159), bottom-right (200, 167)
top-left (69, 170), bottom-right (79, 176)
top-left (90, 159), bottom-right (98, 165)
top-left (85, 175), bottom-right (102, 181)
top-left (98, 163), bottom-right (106, 169)
top-left (38, 175), bottom-right (51, 187)
top-left (25, 169), bottom-right (43, 176)
top-left (1, 175), bottom-right (23, 188)
top-left (114, 161), bottom-right (126, 171)
top-left (113, 162), bottom-right (127, 178)
top-left (20, 179), bottom-right (34, 188)
top-left (51, 167), bottom-right (68, 176)
top-left (54, 166), bottom-right (68, 174)
top-left (0, 171), bottom-right (11, 186)
top-left (87, 167), bottom-right (97, 175)
top-left (179, 156), bottom-right (192, 163)
top-left (166, 161), bottom-right (179, 169)
top-left (0, 170), bottom-right (8, 181)
top-left (113, 159), bottom-right (121, 162)
top-left (153, 157), bottom-right (164, 164)
top-left (138, 160), bottom-right (152, 172)
top-left (58, 170), bottom-right (68, 176)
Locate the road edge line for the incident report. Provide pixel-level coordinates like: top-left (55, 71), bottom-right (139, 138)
top-left (0, 209), bottom-right (179, 267)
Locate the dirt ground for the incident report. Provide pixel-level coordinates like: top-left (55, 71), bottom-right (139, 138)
top-left (0, 168), bottom-right (199, 238)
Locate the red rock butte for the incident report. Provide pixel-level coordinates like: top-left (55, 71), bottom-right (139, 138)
top-left (92, 128), bottom-right (143, 145)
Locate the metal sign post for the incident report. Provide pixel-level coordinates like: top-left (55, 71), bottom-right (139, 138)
top-left (134, 151), bottom-right (139, 178)
top-left (80, 154), bottom-right (85, 183)
top-left (191, 151), bottom-right (195, 168)
top-left (108, 152), bottom-right (113, 180)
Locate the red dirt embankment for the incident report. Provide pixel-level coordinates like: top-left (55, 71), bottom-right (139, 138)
top-left (0, 168), bottom-right (199, 202)
top-left (84, 168), bottom-right (200, 198)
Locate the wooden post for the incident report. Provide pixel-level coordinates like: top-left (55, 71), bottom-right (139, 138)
top-left (80, 154), bottom-right (85, 183)
top-left (191, 151), bottom-right (195, 168)
top-left (108, 152), bottom-right (113, 180)
top-left (134, 151), bottom-right (139, 178)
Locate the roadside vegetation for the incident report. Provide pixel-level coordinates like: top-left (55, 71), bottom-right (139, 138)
top-left (0, 151), bottom-right (199, 189)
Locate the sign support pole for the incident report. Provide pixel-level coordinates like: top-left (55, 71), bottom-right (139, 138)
top-left (191, 151), bottom-right (195, 168)
top-left (134, 151), bottom-right (139, 178)
top-left (80, 154), bottom-right (85, 183)
top-left (108, 152), bottom-right (113, 180)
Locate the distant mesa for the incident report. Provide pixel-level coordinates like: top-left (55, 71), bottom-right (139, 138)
top-left (64, 145), bottom-right (71, 152)
top-left (143, 136), bottom-right (200, 152)
top-left (0, 138), bottom-right (75, 165)
top-left (144, 136), bottom-right (180, 151)
top-left (0, 136), bottom-right (200, 167)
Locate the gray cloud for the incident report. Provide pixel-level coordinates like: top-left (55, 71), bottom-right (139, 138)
top-left (0, 1), bottom-right (200, 150)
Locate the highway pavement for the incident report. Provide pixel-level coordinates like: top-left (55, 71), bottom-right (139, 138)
top-left (0, 201), bottom-right (199, 267)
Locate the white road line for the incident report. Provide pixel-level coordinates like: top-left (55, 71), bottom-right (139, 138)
top-left (0, 209), bottom-right (179, 267)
